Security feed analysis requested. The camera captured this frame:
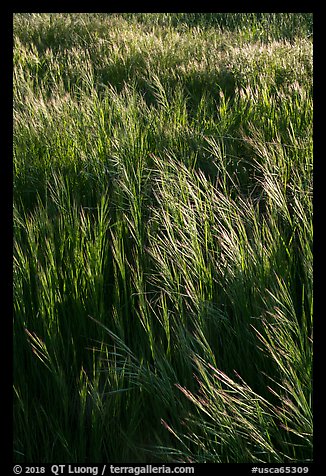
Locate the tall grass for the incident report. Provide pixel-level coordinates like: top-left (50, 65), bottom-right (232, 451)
top-left (13, 13), bottom-right (313, 463)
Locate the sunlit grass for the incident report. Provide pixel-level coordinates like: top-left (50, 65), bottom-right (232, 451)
top-left (13, 12), bottom-right (313, 463)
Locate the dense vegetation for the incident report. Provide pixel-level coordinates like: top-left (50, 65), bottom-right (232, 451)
top-left (13, 13), bottom-right (313, 463)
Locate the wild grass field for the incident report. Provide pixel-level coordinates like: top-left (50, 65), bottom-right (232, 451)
top-left (13, 13), bottom-right (313, 463)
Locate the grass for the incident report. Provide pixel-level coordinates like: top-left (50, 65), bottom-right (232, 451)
top-left (13, 13), bottom-right (313, 463)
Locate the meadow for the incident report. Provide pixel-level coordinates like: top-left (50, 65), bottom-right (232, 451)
top-left (13, 13), bottom-right (313, 463)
